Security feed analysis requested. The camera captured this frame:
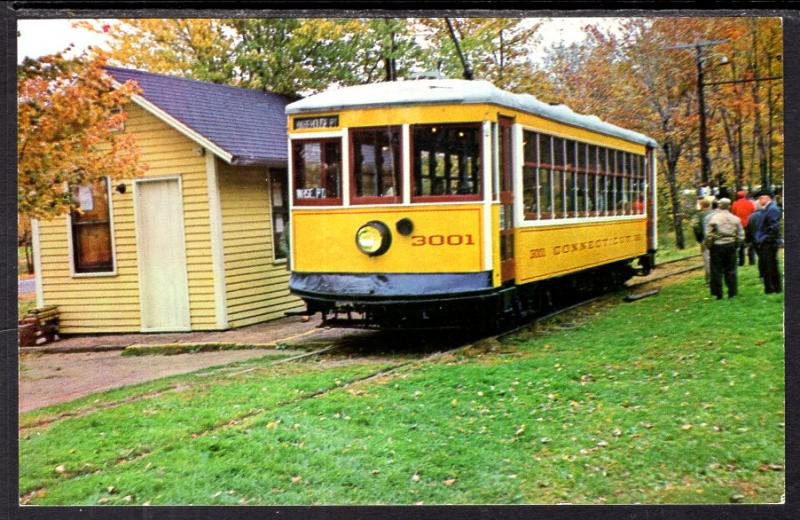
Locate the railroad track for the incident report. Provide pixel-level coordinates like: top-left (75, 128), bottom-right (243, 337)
top-left (274, 253), bottom-right (705, 396)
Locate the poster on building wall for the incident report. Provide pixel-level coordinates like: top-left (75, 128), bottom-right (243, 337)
top-left (78, 185), bottom-right (94, 211)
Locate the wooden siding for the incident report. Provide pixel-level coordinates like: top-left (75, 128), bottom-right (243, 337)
top-left (217, 161), bottom-right (301, 328)
top-left (37, 103), bottom-right (217, 333)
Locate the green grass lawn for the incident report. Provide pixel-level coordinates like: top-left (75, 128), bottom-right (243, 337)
top-left (19, 264), bottom-right (784, 505)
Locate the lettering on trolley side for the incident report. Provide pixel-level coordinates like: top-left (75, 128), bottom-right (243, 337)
top-left (552, 233), bottom-right (644, 255)
top-left (411, 234), bottom-right (476, 247)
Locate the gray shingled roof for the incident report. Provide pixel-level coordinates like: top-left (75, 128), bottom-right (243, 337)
top-left (105, 67), bottom-right (295, 166)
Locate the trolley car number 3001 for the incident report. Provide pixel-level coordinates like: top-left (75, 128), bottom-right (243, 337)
top-left (410, 234), bottom-right (476, 247)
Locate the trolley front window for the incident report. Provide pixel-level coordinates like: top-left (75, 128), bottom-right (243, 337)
top-left (412, 124), bottom-right (481, 202)
top-left (292, 139), bottom-right (342, 205)
top-left (351, 126), bottom-right (402, 204)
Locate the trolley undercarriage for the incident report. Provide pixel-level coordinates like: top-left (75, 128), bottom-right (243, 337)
top-left (290, 258), bottom-right (644, 331)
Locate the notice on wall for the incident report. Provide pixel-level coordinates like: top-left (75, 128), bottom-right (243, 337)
top-left (272, 183), bottom-right (283, 207)
top-left (275, 215), bottom-right (285, 233)
top-left (78, 185), bottom-right (94, 211)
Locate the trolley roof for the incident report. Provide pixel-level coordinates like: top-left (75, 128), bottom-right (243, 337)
top-left (286, 79), bottom-right (657, 148)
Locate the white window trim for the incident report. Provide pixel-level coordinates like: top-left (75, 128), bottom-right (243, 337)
top-left (66, 176), bottom-right (118, 278)
top-left (401, 124), bottom-right (411, 206)
top-left (205, 155), bottom-right (228, 330)
top-left (268, 166), bottom-right (290, 265)
top-left (31, 219), bottom-right (45, 308)
top-left (516, 125), bottom-right (648, 228)
top-left (481, 121), bottom-right (493, 271)
top-left (289, 133), bottom-right (347, 207)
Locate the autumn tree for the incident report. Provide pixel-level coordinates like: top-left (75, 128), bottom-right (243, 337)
top-left (415, 18), bottom-right (543, 92)
top-left (18, 52), bottom-right (146, 220)
top-left (79, 18), bottom-right (430, 96)
top-left (75, 19), bottom-right (235, 84)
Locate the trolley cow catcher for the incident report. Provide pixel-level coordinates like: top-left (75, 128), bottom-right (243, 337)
top-left (285, 79), bottom-right (658, 330)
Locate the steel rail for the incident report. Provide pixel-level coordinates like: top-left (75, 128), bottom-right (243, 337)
top-left (274, 254), bottom-right (705, 396)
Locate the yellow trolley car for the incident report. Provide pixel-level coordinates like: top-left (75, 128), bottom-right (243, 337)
top-left (285, 79), bottom-right (657, 329)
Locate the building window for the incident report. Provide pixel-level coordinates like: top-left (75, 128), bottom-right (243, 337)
top-left (412, 124), bottom-right (481, 201)
top-left (70, 177), bottom-right (114, 274)
top-left (292, 138), bottom-right (342, 205)
top-left (351, 126), bottom-right (402, 204)
top-left (270, 168), bottom-right (289, 261)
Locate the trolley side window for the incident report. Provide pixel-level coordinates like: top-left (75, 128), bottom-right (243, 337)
top-left (350, 126), bottom-right (402, 204)
top-left (412, 124), bottom-right (481, 202)
top-left (292, 139), bottom-right (342, 206)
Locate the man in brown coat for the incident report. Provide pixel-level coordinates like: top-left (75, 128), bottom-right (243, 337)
top-left (705, 198), bottom-right (745, 299)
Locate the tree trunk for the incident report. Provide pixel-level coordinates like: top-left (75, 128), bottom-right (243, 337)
top-left (662, 145), bottom-right (685, 249)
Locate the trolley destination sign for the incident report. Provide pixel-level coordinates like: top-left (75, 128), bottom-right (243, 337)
top-left (293, 115), bottom-right (339, 130)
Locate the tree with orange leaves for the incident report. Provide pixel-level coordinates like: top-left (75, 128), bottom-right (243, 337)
top-left (17, 52), bottom-right (146, 220)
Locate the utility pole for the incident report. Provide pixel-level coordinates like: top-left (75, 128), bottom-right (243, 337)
top-left (666, 40), bottom-right (727, 188)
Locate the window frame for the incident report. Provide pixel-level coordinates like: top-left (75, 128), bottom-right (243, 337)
top-left (410, 123), bottom-right (483, 203)
top-left (349, 125), bottom-right (403, 205)
top-left (269, 167), bottom-right (290, 263)
top-left (291, 137), bottom-right (344, 207)
top-left (67, 176), bottom-right (118, 277)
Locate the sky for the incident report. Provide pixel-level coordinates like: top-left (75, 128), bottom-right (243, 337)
top-left (17, 17), bottom-right (617, 65)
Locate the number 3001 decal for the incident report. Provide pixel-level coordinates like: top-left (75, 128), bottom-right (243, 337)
top-left (410, 234), bottom-right (476, 246)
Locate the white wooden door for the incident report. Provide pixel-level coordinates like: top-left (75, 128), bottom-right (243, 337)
top-left (135, 178), bottom-right (191, 331)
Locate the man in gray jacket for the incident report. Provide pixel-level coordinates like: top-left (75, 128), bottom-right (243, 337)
top-left (705, 198), bottom-right (745, 299)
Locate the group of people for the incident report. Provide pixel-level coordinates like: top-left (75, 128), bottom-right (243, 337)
top-left (692, 188), bottom-right (782, 299)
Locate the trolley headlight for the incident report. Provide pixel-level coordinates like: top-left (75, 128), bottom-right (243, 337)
top-left (355, 221), bottom-right (392, 256)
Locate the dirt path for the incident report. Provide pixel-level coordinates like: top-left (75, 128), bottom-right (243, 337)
top-left (18, 349), bottom-right (290, 413)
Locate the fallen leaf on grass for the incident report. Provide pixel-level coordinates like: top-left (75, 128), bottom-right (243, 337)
top-left (758, 464), bottom-right (784, 472)
top-left (291, 476), bottom-right (302, 483)
top-left (681, 424), bottom-right (693, 431)
top-left (107, 486), bottom-right (116, 494)
top-left (54, 465), bottom-right (66, 474)
top-left (266, 421), bottom-right (280, 429)
top-left (371, 469), bottom-right (381, 475)
top-left (411, 473), bottom-right (420, 482)
top-left (443, 479), bottom-right (457, 486)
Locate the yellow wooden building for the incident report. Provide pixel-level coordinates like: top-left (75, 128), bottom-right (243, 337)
top-left (31, 67), bottom-right (302, 334)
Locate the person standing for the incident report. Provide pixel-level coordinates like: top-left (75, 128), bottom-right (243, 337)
top-left (692, 197), bottom-right (714, 284)
top-left (705, 198), bottom-right (744, 299)
top-left (730, 190), bottom-right (756, 266)
top-left (747, 201), bottom-right (765, 280)
top-left (754, 189), bottom-right (782, 294)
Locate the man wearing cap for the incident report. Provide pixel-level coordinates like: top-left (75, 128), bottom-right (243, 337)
top-left (705, 198), bottom-right (745, 299)
top-left (754, 189), bottom-right (782, 294)
top-left (692, 197), bottom-right (714, 284)
top-left (731, 190), bottom-right (756, 266)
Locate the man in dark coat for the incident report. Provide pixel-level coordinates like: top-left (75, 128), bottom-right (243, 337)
top-left (747, 202), bottom-right (765, 280)
top-left (754, 189), bottom-right (782, 294)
